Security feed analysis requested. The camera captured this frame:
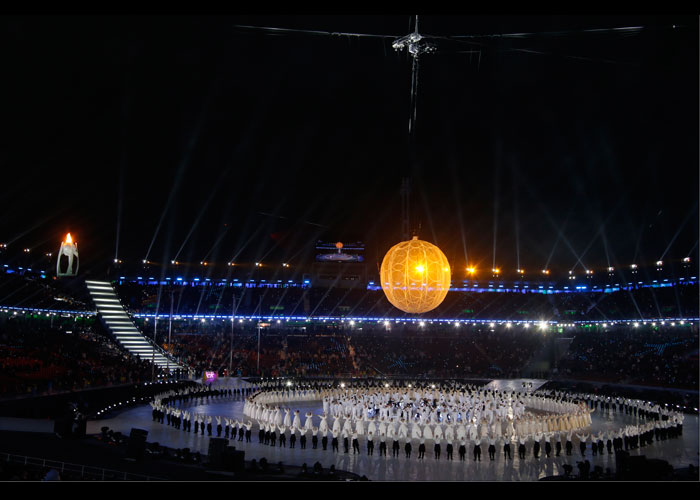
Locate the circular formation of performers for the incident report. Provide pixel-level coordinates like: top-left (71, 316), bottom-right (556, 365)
top-left (148, 380), bottom-right (685, 462)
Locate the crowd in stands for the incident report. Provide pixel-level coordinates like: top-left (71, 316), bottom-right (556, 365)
top-left (0, 272), bottom-right (697, 398)
top-left (0, 271), bottom-right (90, 312)
top-left (0, 313), bottom-right (164, 398)
top-left (556, 325), bottom-right (698, 389)
top-left (132, 316), bottom-right (698, 390)
top-left (115, 281), bottom-right (699, 322)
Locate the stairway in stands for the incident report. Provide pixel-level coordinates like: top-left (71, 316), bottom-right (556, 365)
top-left (85, 280), bottom-right (180, 371)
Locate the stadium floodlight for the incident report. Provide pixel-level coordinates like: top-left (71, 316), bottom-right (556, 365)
top-left (631, 264), bottom-right (637, 269)
top-left (506, 322), bottom-right (512, 328)
top-left (607, 267), bottom-right (614, 272)
top-left (683, 257), bottom-right (691, 263)
top-left (492, 268), bottom-right (500, 274)
top-left (466, 267), bottom-right (476, 274)
top-left (633, 322), bottom-right (639, 327)
top-left (656, 260), bottom-right (663, 266)
top-left (542, 269), bottom-right (549, 275)
top-left (255, 262), bottom-right (261, 267)
top-left (517, 269), bottom-right (524, 274)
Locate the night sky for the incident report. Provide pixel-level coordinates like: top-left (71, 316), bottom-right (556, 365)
top-left (1, 15), bottom-right (697, 277)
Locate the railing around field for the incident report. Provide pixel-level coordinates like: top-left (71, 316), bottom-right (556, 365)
top-left (0, 452), bottom-right (164, 481)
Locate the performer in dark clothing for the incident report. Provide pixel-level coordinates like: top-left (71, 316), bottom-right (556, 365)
top-left (518, 442), bottom-right (526, 459)
top-left (279, 430), bottom-right (286, 447)
top-left (545, 440), bottom-right (552, 458)
top-left (379, 439), bottom-right (387, 457)
top-left (322, 435), bottom-right (328, 451)
top-left (473, 442), bottom-right (482, 461)
top-left (290, 433), bottom-right (296, 448)
top-left (565, 438), bottom-right (573, 456)
top-left (446, 442), bottom-right (454, 460)
top-left (488, 442), bottom-right (496, 460)
top-left (343, 436), bottom-right (349, 453)
top-left (459, 442), bottom-right (467, 461)
top-left (434, 442), bottom-right (441, 460)
top-left (300, 434), bottom-right (307, 449)
top-left (353, 436), bottom-right (360, 454)
top-left (332, 435), bottom-right (339, 452)
top-left (392, 440), bottom-right (400, 458)
top-left (418, 441), bottom-right (426, 459)
top-left (258, 427), bottom-right (265, 443)
top-left (270, 430), bottom-right (276, 447)
top-left (367, 436), bottom-right (375, 456)
top-left (504, 440), bottom-right (512, 459)
top-left (405, 441), bottom-right (412, 458)
top-left (239, 426), bottom-right (244, 442)
top-left (533, 440), bottom-right (540, 459)
top-left (312, 434), bottom-right (318, 449)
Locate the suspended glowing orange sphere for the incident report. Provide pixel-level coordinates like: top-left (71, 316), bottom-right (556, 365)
top-left (335, 241), bottom-right (343, 249)
top-left (380, 236), bottom-right (451, 314)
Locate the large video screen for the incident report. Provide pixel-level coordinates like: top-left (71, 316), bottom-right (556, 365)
top-left (315, 241), bottom-right (365, 262)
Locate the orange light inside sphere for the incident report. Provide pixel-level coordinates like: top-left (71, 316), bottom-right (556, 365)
top-left (65, 233), bottom-right (73, 245)
top-left (380, 236), bottom-right (451, 314)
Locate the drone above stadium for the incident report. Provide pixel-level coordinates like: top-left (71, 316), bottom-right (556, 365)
top-left (0, 15), bottom-right (697, 483)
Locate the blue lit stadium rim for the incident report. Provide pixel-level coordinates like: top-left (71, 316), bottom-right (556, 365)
top-left (130, 313), bottom-right (700, 327)
top-left (112, 277), bottom-right (697, 294)
top-left (0, 305), bottom-right (696, 326)
top-left (0, 305), bottom-right (95, 316)
top-left (1, 264), bottom-right (697, 293)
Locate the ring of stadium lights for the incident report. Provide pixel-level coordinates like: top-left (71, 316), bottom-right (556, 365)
top-left (1, 305), bottom-right (696, 327)
top-left (128, 312), bottom-right (699, 325)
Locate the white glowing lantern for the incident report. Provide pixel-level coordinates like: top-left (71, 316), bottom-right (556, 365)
top-left (56, 233), bottom-right (79, 277)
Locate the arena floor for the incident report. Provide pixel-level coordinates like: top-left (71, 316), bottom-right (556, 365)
top-left (79, 379), bottom-right (699, 481)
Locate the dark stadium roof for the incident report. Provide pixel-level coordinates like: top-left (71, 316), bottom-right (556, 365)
top-left (1, 15), bottom-right (697, 275)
